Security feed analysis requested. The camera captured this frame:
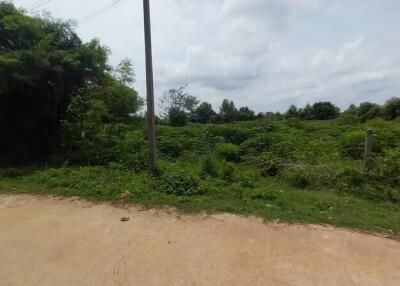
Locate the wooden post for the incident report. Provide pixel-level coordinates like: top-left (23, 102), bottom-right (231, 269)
top-left (363, 128), bottom-right (373, 172)
top-left (143, 0), bottom-right (157, 175)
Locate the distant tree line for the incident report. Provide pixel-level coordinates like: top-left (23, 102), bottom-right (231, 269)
top-left (284, 98), bottom-right (400, 122)
top-left (160, 86), bottom-right (400, 126)
top-left (160, 86), bottom-right (256, 126)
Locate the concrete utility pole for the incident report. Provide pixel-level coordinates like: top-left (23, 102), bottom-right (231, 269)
top-left (143, 0), bottom-right (157, 174)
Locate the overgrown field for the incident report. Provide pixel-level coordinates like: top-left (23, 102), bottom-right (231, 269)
top-left (1, 117), bottom-right (400, 234)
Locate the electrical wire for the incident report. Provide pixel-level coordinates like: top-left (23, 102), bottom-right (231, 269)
top-left (78, 0), bottom-right (125, 26)
top-left (27, 0), bottom-right (47, 10)
top-left (27, 0), bottom-right (52, 12)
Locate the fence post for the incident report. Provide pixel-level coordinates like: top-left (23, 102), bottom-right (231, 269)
top-left (363, 128), bottom-right (373, 172)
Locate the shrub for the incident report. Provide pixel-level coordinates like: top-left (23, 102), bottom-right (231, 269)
top-left (254, 153), bottom-right (283, 177)
top-left (339, 130), bottom-right (365, 159)
top-left (384, 97), bottom-right (400, 120)
top-left (207, 126), bottom-right (249, 145)
top-left (158, 137), bottom-right (185, 160)
top-left (373, 147), bottom-right (400, 186)
top-left (0, 168), bottom-right (35, 178)
top-left (357, 102), bottom-right (383, 122)
top-left (200, 156), bottom-right (219, 178)
top-left (338, 168), bottom-right (366, 188)
top-left (215, 143), bottom-right (240, 162)
top-left (221, 163), bottom-right (238, 184)
top-left (270, 140), bottom-right (298, 160)
top-left (285, 170), bottom-right (309, 188)
top-left (168, 107), bottom-right (188, 127)
top-left (282, 164), bottom-right (341, 189)
top-left (158, 172), bottom-right (201, 196)
top-left (239, 134), bottom-right (273, 156)
top-left (112, 130), bottom-right (148, 171)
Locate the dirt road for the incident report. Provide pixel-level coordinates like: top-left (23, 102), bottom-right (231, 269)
top-left (0, 194), bottom-right (399, 286)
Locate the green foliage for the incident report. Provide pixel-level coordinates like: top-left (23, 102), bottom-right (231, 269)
top-left (284, 170), bottom-right (309, 189)
top-left (285, 102), bottom-right (341, 120)
top-left (191, 102), bottom-right (216, 124)
top-left (161, 86), bottom-right (199, 126)
top-left (239, 134), bottom-right (273, 156)
top-left (207, 125), bottom-right (249, 145)
top-left (94, 75), bottom-right (143, 123)
top-left (200, 156), bottom-right (219, 178)
top-left (384, 97), bottom-right (400, 120)
top-left (237, 106), bottom-right (256, 121)
top-left (373, 147), bottom-right (400, 186)
top-left (220, 99), bottom-right (238, 123)
top-left (0, 3), bottom-right (140, 164)
top-left (339, 130), bottom-right (365, 159)
top-left (285, 104), bottom-right (300, 118)
top-left (254, 153), bottom-right (283, 177)
top-left (215, 143), bottom-right (240, 162)
top-left (157, 172), bottom-right (201, 196)
top-left (221, 162), bottom-right (238, 184)
top-left (168, 107), bottom-right (188, 127)
top-left (114, 58), bottom-right (135, 85)
top-left (158, 135), bottom-right (185, 160)
top-left (357, 102), bottom-right (383, 122)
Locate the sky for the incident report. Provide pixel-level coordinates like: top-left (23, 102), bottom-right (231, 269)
top-left (12, 0), bottom-right (400, 113)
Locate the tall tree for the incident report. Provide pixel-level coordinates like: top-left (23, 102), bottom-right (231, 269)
top-left (0, 3), bottom-right (109, 164)
top-left (160, 86), bottom-right (200, 126)
top-left (191, 102), bottom-right (216, 124)
top-left (114, 58), bottom-right (135, 85)
top-left (220, 99), bottom-right (238, 123)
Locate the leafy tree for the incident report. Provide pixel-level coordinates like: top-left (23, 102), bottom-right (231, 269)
top-left (161, 86), bottom-right (200, 126)
top-left (384, 97), bottom-right (400, 120)
top-left (220, 99), bottom-right (238, 123)
top-left (114, 58), bottom-right (135, 85)
top-left (285, 104), bottom-right (300, 118)
top-left (0, 3), bottom-right (109, 164)
top-left (191, 102), bottom-right (216, 124)
top-left (168, 107), bottom-right (188, 127)
top-left (237, 106), bottom-right (256, 121)
top-left (299, 102), bottom-right (340, 120)
top-left (357, 102), bottom-right (382, 122)
top-left (310, 102), bottom-right (340, 120)
top-left (94, 75), bottom-right (143, 123)
top-left (161, 86), bottom-right (199, 113)
top-left (299, 104), bottom-right (313, 120)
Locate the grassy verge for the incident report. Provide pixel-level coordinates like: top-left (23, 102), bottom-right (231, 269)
top-left (1, 165), bottom-right (399, 236)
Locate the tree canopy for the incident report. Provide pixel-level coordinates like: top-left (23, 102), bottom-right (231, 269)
top-left (0, 3), bottom-right (142, 164)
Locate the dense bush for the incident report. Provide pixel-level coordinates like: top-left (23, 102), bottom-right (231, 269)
top-left (339, 130), bottom-right (365, 159)
top-left (168, 107), bottom-right (188, 127)
top-left (384, 97), bottom-right (400, 120)
top-left (221, 162), bottom-right (238, 184)
top-left (239, 134), bottom-right (273, 156)
top-left (253, 153), bottom-right (283, 177)
top-left (373, 147), bottom-right (400, 186)
top-left (215, 143), bottom-right (240, 162)
top-left (207, 126), bottom-right (249, 145)
top-left (158, 172), bottom-right (201, 196)
top-left (357, 102), bottom-right (383, 122)
top-left (200, 156), bottom-right (219, 178)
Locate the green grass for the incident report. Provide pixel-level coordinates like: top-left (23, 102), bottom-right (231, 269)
top-left (1, 165), bottom-right (399, 235)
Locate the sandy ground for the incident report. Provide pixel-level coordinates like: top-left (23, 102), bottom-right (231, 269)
top-left (0, 194), bottom-right (399, 286)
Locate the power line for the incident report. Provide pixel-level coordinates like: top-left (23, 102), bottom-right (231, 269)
top-left (27, 0), bottom-right (47, 10)
top-left (78, 0), bottom-right (125, 26)
top-left (28, 0), bottom-right (52, 12)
